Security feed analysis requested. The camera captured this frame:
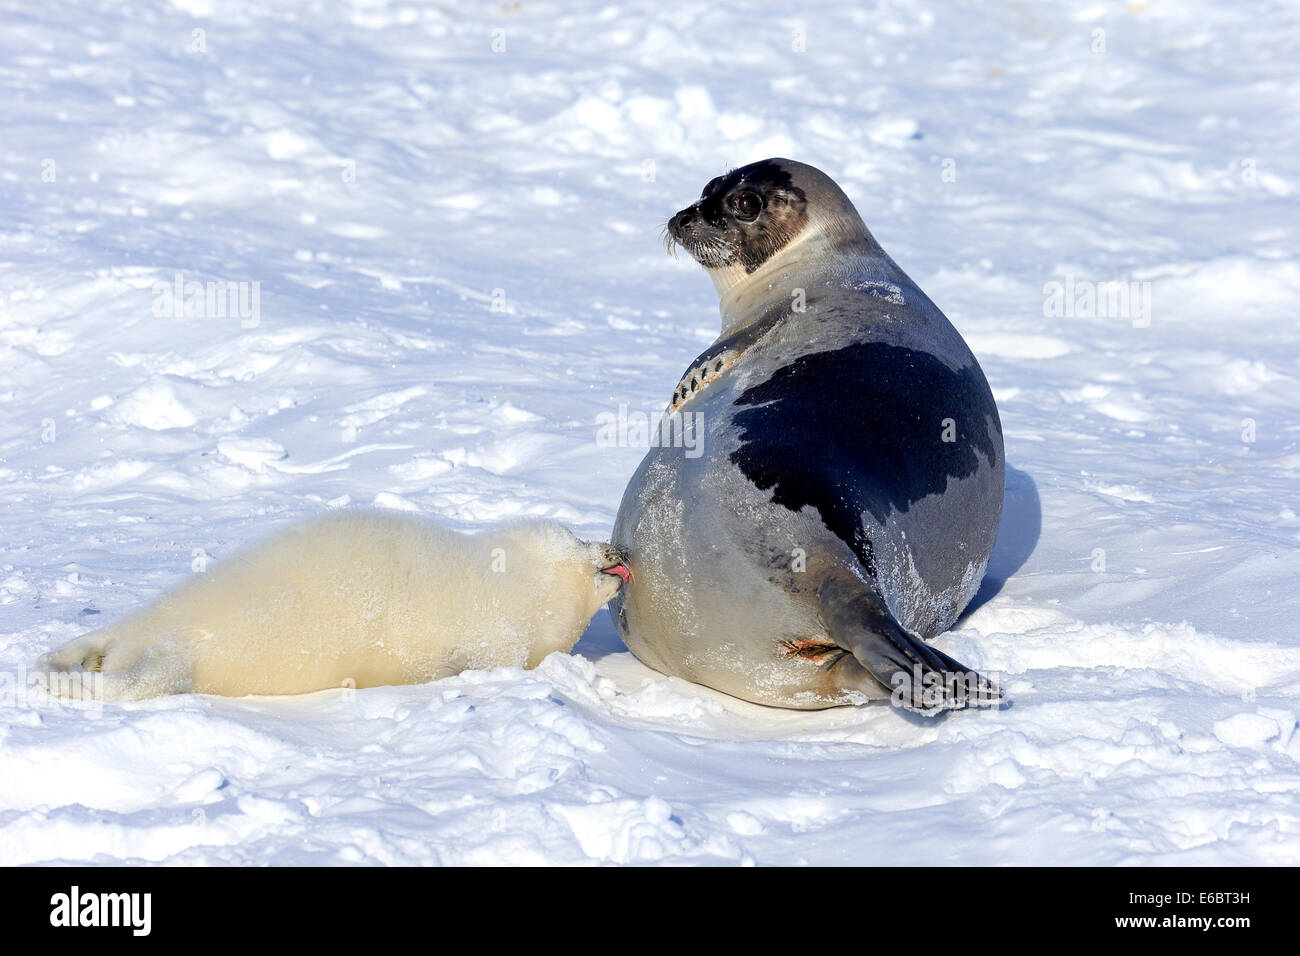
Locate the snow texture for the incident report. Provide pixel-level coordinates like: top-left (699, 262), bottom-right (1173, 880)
top-left (2, 0), bottom-right (1298, 865)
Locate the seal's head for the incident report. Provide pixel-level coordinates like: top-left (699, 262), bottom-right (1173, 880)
top-left (666, 158), bottom-right (870, 279)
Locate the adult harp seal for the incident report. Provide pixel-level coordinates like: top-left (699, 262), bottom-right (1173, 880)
top-left (610, 158), bottom-right (1004, 713)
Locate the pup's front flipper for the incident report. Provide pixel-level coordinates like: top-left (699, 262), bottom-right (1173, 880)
top-left (816, 576), bottom-right (1002, 714)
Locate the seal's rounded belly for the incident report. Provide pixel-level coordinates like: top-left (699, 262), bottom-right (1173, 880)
top-left (612, 386), bottom-right (844, 708)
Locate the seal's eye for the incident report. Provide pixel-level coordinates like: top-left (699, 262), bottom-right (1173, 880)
top-left (732, 191), bottom-right (762, 221)
top-left (701, 176), bottom-right (724, 199)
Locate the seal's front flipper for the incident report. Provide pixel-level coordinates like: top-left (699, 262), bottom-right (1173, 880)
top-left (817, 578), bottom-right (1002, 715)
top-left (668, 308), bottom-right (783, 412)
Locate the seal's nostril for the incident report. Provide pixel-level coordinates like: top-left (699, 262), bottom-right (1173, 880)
top-left (673, 211), bottom-right (694, 230)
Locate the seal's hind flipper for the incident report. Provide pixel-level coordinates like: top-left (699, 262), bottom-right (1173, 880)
top-left (816, 577), bottom-right (1002, 714)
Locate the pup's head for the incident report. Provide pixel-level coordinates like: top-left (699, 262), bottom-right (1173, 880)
top-left (491, 521), bottom-right (629, 660)
top-left (585, 539), bottom-right (632, 609)
top-left (665, 158), bottom-right (869, 280)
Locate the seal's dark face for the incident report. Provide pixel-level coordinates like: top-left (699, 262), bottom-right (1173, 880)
top-left (666, 160), bottom-right (808, 273)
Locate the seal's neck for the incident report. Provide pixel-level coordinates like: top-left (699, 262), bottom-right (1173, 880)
top-left (706, 216), bottom-right (894, 339)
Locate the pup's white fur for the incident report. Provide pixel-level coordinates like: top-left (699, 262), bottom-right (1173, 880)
top-left (39, 510), bottom-right (626, 700)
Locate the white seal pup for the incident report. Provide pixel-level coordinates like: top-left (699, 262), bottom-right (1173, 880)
top-left (609, 158), bottom-right (1004, 713)
top-left (40, 510), bottom-right (629, 700)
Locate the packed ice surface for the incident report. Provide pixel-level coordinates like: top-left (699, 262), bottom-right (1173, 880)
top-left (2, 0), bottom-right (1298, 865)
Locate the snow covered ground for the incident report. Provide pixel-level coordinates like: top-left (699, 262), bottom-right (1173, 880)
top-left (2, 0), bottom-right (1298, 865)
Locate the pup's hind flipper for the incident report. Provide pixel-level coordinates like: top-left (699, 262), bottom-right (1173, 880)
top-left (36, 630), bottom-right (108, 700)
top-left (37, 626), bottom-right (164, 701)
top-left (40, 630), bottom-right (111, 673)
